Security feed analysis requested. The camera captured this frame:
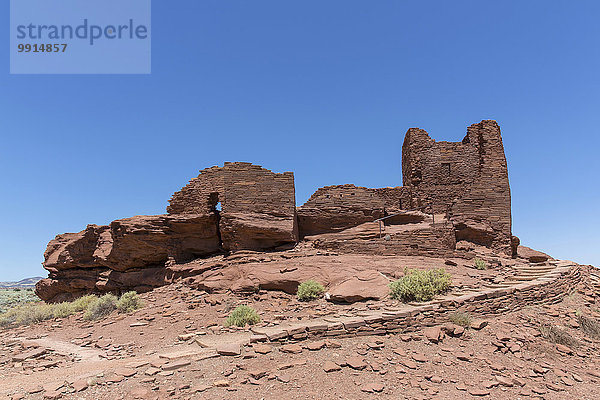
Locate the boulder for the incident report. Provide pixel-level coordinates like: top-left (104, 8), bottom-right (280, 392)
top-left (517, 246), bottom-right (551, 263)
top-left (328, 270), bottom-right (390, 303)
top-left (219, 212), bottom-right (298, 252)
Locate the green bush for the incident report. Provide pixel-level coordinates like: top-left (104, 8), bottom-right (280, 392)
top-left (225, 305), bottom-right (260, 327)
top-left (70, 294), bottom-right (98, 312)
top-left (84, 294), bottom-right (118, 320)
top-left (116, 291), bottom-right (143, 313)
top-left (296, 280), bottom-right (325, 301)
top-left (389, 268), bottom-right (452, 302)
top-left (53, 302), bottom-right (76, 318)
top-left (474, 258), bottom-right (487, 270)
top-left (448, 311), bottom-right (472, 327)
top-left (0, 303), bottom-right (54, 327)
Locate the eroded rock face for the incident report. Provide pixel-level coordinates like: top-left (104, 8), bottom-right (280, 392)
top-left (219, 212), bottom-right (298, 252)
top-left (517, 246), bottom-right (552, 263)
top-left (37, 214), bottom-right (220, 302)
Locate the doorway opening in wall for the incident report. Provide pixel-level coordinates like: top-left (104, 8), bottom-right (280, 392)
top-left (208, 192), bottom-right (224, 249)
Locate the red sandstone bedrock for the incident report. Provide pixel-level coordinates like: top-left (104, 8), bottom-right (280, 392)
top-left (36, 212), bottom-right (299, 302)
top-left (36, 212), bottom-right (551, 304)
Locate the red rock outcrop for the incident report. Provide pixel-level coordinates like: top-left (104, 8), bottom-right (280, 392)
top-left (37, 214), bottom-right (220, 302)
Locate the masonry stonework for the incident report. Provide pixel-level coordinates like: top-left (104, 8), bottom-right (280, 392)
top-left (401, 120), bottom-right (512, 253)
top-left (168, 162), bottom-right (298, 251)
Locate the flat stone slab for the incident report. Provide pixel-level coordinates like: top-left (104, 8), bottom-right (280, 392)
top-left (216, 343), bottom-right (241, 356)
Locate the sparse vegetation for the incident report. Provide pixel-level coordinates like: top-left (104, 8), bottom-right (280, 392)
top-left (0, 288), bottom-right (40, 313)
top-left (474, 258), bottom-right (487, 270)
top-left (577, 312), bottom-right (600, 339)
top-left (70, 294), bottom-right (98, 312)
top-left (0, 292), bottom-right (144, 328)
top-left (225, 305), bottom-right (261, 327)
top-left (448, 311), bottom-right (472, 327)
top-left (83, 294), bottom-right (118, 320)
top-left (116, 291), bottom-right (143, 313)
top-left (539, 324), bottom-right (578, 348)
top-left (389, 268), bottom-right (452, 302)
top-left (297, 280), bottom-right (325, 301)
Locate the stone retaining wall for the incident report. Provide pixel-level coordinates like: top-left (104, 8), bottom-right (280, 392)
top-left (251, 263), bottom-right (583, 343)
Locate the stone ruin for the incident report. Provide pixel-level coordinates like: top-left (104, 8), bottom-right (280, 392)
top-left (36, 120), bottom-right (517, 302)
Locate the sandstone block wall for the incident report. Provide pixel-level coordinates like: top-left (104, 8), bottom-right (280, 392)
top-left (312, 224), bottom-right (456, 257)
top-left (297, 185), bottom-right (413, 237)
top-left (251, 263), bottom-right (582, 343)
top-left (401, 120), bottom-right (512, 253)
top-left (168, 162), bottom-right (298, 251)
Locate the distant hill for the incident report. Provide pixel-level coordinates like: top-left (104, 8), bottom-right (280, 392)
top-left (0, 277), bottom-right (43, 289)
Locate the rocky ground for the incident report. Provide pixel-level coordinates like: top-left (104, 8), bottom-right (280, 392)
top-left (1, 256), bottom-right (599, 400)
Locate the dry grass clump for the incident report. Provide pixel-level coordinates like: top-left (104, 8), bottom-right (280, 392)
top-left (577, 312), bottom-right (600, 339)
top-left (225, 305), bottom-right (261, 327)
top-left (448, 311), bottom-right (472, 327)
top-left (389, 268), bottom-right (452, 302)
top-left (83, 294), bottom-right (118, 320)
top-left (539, 324), bottom-right (578, 348)
top-left (297, 280), bottom-right (325, 301)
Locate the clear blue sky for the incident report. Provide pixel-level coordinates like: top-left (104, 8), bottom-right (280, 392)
top-left (1, 1), bottom-right (599, 281)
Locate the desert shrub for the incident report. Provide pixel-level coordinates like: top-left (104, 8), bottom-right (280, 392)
top-left (448, 311), bottom-right (472, 327)
top-left (0, 302), bottom-right (63, 327)
top-left (70, 294), bottom-right (98, 312)
top-left (225, 305), bottom-right (260, 327)
top-left (389, 268), bottom-right (451, 302)
top-left (0, 313), bottom-right (16, 328)
top-left (53, 302), bottom-right (76, 318)
top-left (84, 294), bottom-right (117, 320)
top-left (116, 291), bottom-right (143, 313)
top-left (297, 280), bottom-right (325, 301)
top-left (539, 325), bottom-right (578, 348)
top-left (14, 303), bottom-right (55, 325)
top-left (577, 313), bottom-right (600, 339)
top-left (474, 258), bottom-right (487, 270)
